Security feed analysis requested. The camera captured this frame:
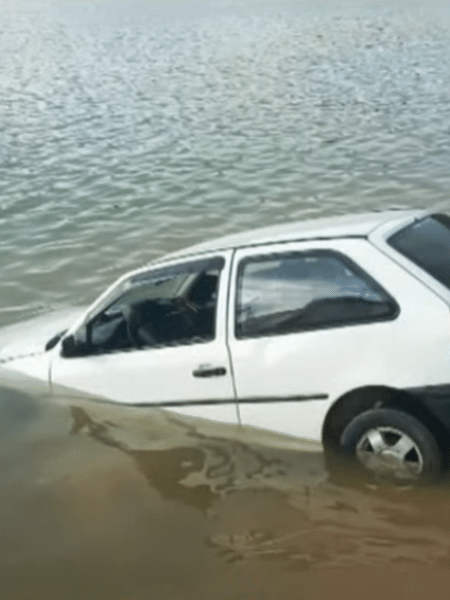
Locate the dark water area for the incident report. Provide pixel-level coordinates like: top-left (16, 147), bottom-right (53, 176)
top-left (3, 0), bottom-right (450, 597)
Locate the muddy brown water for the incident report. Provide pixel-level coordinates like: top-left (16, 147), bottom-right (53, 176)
top-left (2, 373), bottom-right (450, 600)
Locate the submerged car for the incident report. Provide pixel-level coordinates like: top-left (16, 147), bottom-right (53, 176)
top-left (3, 209), bottom-right (450, 482)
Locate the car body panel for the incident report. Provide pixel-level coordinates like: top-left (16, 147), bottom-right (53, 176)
top-left (227, 237), bottom-right (450, 440)
top-left (0, 308), bottom-right (83, 362)
top-left (154, 210), bottom-right (424, 263)
top-left (50, 250), bottom-right (238, 423)
top-left (0, 308), bottom-right (85, 387)
top-left (370, 219), bottom-right (450, 307)
top-left (50, 341), bottom-right (238, 420)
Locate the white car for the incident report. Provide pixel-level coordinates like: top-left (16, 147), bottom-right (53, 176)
top-left (3, 209), bottom-right (450, 482)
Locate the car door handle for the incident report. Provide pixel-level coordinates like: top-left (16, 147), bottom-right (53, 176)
top-left (193, 366), bottom-right (227, 378)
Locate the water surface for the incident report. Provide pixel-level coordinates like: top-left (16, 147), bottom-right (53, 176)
top-left (2, 1), bottom-right (450, 598)
top-left (1, 0), bottom-right (450, 323)
top-left (3, 382), bottom-right (450, 599)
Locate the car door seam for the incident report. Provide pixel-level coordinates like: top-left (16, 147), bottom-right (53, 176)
top-left (225, 248), bottom-right (241, 424)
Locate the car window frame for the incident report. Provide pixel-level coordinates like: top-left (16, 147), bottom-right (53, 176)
top-left (63, 255), bottom-right (226, 358)
top-left (387, 213), bottom-right (450, 292)
top-left (234, 248), bottom-right (400, 340)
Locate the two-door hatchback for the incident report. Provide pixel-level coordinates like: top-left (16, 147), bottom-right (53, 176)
top-left (3, 209), bottom-right (450, 481)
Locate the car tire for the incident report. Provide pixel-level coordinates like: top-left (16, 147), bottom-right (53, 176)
top-left (340, 408), bottom-right (442, 483)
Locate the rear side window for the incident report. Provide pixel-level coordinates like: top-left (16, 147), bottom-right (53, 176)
top-left (235, 250), bottom-right (398, 339)
top-left (388, 214), bottom-right (450, 290)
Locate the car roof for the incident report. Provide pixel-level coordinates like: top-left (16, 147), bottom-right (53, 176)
top-left (152, 208), bottom-right (426, 264)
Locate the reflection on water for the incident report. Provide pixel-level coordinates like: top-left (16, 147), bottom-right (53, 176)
top-left (3, 387), bottom-right (450, 598)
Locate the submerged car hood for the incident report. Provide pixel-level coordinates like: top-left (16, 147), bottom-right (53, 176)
top-left (0, 308), bottom-right (85, 362)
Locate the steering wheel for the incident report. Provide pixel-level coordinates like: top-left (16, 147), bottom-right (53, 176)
top-left (177, 295), bottom-right (200, 314)
top-left (125, 306), bottom-right (157, 348)
top-left (174, 295), bottom-right (200, 333)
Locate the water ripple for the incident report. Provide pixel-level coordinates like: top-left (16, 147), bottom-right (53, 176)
top-left (1, 2), bottom-right (450, 323)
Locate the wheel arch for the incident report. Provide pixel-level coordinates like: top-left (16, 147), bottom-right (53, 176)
top-left (322, 385), bottom-right (450, 465)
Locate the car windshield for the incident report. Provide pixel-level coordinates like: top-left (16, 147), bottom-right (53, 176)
top-left (388, 214), bottom-right (450, 291)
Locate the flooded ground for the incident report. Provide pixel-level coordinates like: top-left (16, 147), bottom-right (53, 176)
top-left (2, 371), bottom-right (450, 599)
top-left (3, 0), bottom-right (450, 597)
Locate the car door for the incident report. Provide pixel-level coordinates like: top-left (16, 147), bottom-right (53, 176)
top-left (227, 239), bottom-right (450, 441)
top-left (50, 251), bottom-right (238, 423)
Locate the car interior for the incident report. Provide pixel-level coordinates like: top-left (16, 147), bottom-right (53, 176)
top-left (86, 270), bottom-right (219, 354)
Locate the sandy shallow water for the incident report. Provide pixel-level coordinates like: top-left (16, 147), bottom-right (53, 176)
top-left (2, 378), bottom-right (450, 600)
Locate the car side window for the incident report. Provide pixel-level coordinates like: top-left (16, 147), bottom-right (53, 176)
top-left (83, 257), bottom-right (224, 355)
top-left (235, 250), bottom-right (398, 339)
top-left (388, 214), bottom-right (450, 290)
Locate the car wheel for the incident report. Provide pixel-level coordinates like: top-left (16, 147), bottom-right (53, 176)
top-left (340, 408), bottom-right (442, 482)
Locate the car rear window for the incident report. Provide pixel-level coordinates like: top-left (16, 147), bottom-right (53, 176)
top-left (388, 214), bottom-right (450, 290)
